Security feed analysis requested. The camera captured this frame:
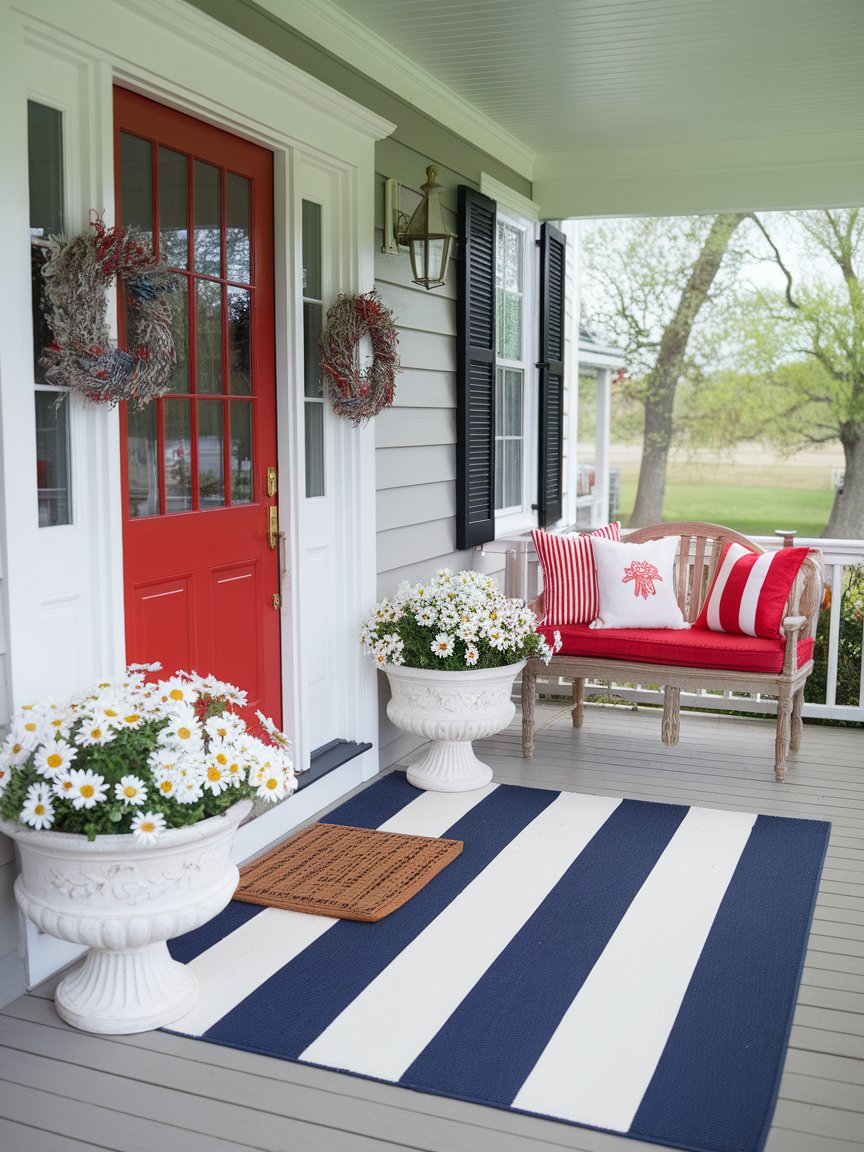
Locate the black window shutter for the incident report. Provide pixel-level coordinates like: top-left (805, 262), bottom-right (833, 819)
top-left (456, 186), bottom-right (496, 551)
top-left (537, 222), bottom-right (566, 527)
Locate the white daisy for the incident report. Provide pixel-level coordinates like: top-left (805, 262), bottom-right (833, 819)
top-left (0, 764), bottom-right (11, 796)
top-left (51, 771), bottom-right (76, 800)
top-left (114, 775), bottom-right (148, 807)
top-left (464, 645), bottom-right (480, 666)
top-left (204, 711), bottom-right (245, 742)
top-left (130, 810), bottom-right (166, 845)
top-left (431, 632), bottom-right (455, 659)
top-left (12, 716), bottom-right (46, 751)
top-left (33, 739), bottom-right (77, 780)
top-left (176, 774), bottom-right (205, 804)
top-left (254, 764), bottom-right (294, 802)
top-left (202, 758), bottom-right (231, 796)
top-left (157, 705), bottom-right (204, 752)
top-left (156, 676), bottom-right (199, 708)
top-left (152, 767), bottom-right (179, 800)
top-left (74, 718), bottom-right (116, 747)
top-left (67, 768), bottom-right (109, 810)
top-left (21, 782), bottom-right (54, 830)
top-left (1, 732), bottom-right (32, 767)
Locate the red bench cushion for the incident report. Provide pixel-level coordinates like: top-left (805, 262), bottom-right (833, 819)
top-left (539, 624), bottom-right (815, 675)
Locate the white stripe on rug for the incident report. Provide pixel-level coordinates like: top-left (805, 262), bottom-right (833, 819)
top-left (300, 791), bottom-right (622, 1078)
top-left (169, 782), bottom-right (498, 1036)
top-left (513, 805), bottom-right (758, 1131)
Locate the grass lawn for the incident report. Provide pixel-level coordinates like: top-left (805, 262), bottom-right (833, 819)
top-left (613, 458), bottom-right (835, 538)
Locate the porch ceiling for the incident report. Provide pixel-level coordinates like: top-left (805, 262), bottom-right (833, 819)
top-left (261, 0), bottom-right (864, 217)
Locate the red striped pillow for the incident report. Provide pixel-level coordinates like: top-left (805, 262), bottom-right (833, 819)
top-left (693, 543), bottom-right (809, 638)
top-left (532, 523), bottom-right (621, 624)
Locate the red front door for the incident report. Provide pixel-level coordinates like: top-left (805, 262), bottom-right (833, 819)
top-left (115, 88), bottom-right (281, 723)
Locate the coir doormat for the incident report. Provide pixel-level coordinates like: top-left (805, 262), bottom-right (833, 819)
top-left (168, 772), bottom-right (830, 1152)
top-left (234, 821), bottom-right (463, 921)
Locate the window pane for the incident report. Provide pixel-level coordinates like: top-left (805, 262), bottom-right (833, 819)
top-left (193, 160), bottom-right (221, 276)
top-left (305, 401), bottom-right (325, 497)
top-left (164, 399), bottom-right (192, 512)
top-left (35, 392), bottom-right (71, 527)
top-left (159, 147), bottom-right (188, 269)
top-left (169, 281), bottom-right (190, 392)
top-left (119, 133), bottom-right (153, 240)
top-left (28, 102), bottom-right (63, 236)
top-left (227, 286), bottom-right (251, 395)
top-left (226, 173), bottom-right (251, 283)
top-left (302, 200), bottom-right (322, 300)
top-left (230, 401), bottom-right (253, 504)
top-left (303, 303), bottom-right (323, 397)
top-left (505, 370), bottom-right (523, 435)
top-left (504, 439), bottom-right (522, 508)
top-left (29, 102), bottom-right (64, 386)
top-left (195, 280), bottom-right (223, 393)
top-left (126, 402), bottom-right (159, 518)
top-left (198, 401), bottom-right (225, 508)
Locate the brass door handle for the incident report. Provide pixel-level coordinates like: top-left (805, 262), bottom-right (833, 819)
top-left (268, 505), bottom-right (279, 549)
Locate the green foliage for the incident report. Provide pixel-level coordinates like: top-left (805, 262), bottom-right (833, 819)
top-left (805, 566), bottom-right (864, 708)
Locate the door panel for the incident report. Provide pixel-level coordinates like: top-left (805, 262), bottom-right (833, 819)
top-left (115, 88), bottom-right (281, 723)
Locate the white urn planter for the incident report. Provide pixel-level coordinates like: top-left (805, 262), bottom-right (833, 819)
top-left (1, 798), bottom-right (251, 1034)
top-left (385, 661), bottom-right (525, 792)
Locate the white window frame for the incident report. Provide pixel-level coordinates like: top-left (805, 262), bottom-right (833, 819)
top-left (482, 175), bottom-right (541, 538)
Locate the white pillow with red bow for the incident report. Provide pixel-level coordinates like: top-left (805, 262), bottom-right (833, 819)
top-left (590, 536), bottom-right (689, 630)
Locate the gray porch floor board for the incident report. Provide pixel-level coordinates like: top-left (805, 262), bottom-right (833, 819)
top-left (1, 703), bottom-right (862, 1151)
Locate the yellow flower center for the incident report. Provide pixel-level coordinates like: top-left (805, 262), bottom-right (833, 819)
top-left (47, 753), bottom-right (63, 769)
top-left (24, 722), bottom-right (37, 732)
top-left (123, 786), bottom-right (137, 798)
top-left (80, 784), bottom-right (94, 799)
top-left (266, 777), bottom-right (278, 790)
top-left (12, 743), bottom-right (23, 755)
top-left (160, 780), bottom-right (173, 793)
top-left (140, 821), bottom-right (155, 834)
top-left (34, 804), bottom-right (45, 816)
top-left (124, 714), bottom-right (140, 724)
top-left (103, 708), bottom-right (118, 717)
top-left (207, 766), bottom-right (221, 781)
top-left (60, 780), bottom-right (72, 792)
top-left (51, 718), bottom-right (63, 728)
top-left (169, 688), bottom-right (184, 701)
top-left (215, 752), bottom-right (228, 765)
top-left (90, 728), bottom-right (103, 740)
top-left (177, 727), bottom-right (191, 740)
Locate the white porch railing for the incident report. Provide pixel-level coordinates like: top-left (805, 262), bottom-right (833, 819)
top-left (485, 533), bottom-right (864, 726)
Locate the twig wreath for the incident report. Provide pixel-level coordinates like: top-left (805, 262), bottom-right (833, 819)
top-left (319, 291), bottom-right (400, 426)
top-left (40, 212), bottom-right (178, 407)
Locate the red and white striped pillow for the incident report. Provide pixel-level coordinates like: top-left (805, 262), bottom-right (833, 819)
top-left (532, 522), bottom-right (621, 624)
top-left (693, 543), bottom-right (809, 638)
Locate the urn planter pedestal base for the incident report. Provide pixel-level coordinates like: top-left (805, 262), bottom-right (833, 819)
top-left (1, 798), bottom-right (251, 1035)
top-left (384, 661), bottom-right (525, 792)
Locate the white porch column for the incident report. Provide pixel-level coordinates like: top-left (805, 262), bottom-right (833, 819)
top-left (593, 368), bottom-right (611, 526)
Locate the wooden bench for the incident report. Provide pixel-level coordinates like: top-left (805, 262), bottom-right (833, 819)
top-left (521, 521), bottom-right (824, 781)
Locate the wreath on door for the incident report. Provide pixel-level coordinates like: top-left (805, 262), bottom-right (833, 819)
top-left (39, 212), bottom-right (178, 407)
top-left (319, 291), bottom-right (400, 426)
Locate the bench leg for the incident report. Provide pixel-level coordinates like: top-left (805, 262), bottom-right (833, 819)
top-left (775, 688), bottom-right (793, 782)
top-left (662, 686), bottom-right (681, 746)
top-left (521, 665), bottom-right (536, 760)
top-left (790, 687), bottom-right (804, 752)
top-left (571, 678), bottom-right (585, 728)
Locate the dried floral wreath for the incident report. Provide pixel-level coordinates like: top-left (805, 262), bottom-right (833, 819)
top-left (319, 290), bottom-right (400, 426)
top-left (40, 212), bottom-right (178, 407)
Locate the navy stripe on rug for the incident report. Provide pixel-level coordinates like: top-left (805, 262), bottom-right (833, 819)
top-left (403, 798), bottom-right (689, 1104)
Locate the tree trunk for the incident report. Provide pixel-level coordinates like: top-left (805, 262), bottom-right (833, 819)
top-left (628, 213), bottom-right (746, 527)
top-left (824, 421), bottom-right (864, 538)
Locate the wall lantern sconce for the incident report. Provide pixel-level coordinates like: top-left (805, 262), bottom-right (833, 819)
top-left (384, 166), bottom-right (456, 290)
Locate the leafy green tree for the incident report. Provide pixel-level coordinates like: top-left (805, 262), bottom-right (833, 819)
top-left (582, 213), bottom-right (747, 525)
top-left (739, 209), bottom-right (864, 537)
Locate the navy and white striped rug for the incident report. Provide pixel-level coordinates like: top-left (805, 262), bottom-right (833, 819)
top-left (167, 773), bottom-right (830, 1152)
